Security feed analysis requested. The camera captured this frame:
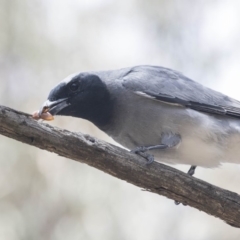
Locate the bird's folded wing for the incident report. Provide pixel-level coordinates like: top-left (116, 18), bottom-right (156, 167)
top-left (136, 90), bottom-right (240, 119)
top-left (122, 65), bottom-right (240, 119)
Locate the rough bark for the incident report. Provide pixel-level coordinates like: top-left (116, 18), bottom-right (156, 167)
top-left (0, 105), bottom-right (240, 227)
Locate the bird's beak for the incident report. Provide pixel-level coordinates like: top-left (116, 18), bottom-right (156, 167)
top-left (39, 98), bottom-right (69, 116)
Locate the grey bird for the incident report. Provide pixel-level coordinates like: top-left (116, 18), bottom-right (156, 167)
top-left (38, 65), bottom-right (240, 176)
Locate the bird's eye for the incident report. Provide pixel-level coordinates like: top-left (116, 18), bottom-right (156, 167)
top-left (69, 82), bottom-right (79, 92)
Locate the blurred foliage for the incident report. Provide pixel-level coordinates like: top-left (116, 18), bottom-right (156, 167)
top-left (1, 0), bottom-right (240, 239)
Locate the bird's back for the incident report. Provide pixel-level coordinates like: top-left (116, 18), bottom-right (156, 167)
top-left (96, 65), bottom-right (240, 167)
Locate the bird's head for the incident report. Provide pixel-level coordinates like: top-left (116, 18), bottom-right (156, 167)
top-left (39, 73), bottom-right (114, 128)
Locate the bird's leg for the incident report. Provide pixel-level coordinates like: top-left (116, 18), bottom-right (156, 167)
top-left (131, 133), bottom-right (181, 165)
top-left (174, 165), bottom-right (197, 205)
top-left (187, 165), bottom-right (197, 176)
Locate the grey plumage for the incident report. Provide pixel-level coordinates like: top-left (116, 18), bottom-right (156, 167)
top-left (39, 65), bottom-right (240, 168)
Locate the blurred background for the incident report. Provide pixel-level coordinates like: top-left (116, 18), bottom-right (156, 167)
top-left (1, 0), bottom-right (240, 239)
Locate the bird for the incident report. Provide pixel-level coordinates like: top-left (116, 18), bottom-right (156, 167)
top-left (38, 65), bottom-right (240, 176)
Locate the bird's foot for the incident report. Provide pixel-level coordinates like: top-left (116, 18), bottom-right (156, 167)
top-left (131, 149), bottom-right (155, 164)
top-left (131, 144), bottom-right (168, 165)
top-left (187, 165), bottom-right (196, 176)
top-left (175, 165), bottom-right (197, 205)
top-left (140, 152), bottom-right (155, 165)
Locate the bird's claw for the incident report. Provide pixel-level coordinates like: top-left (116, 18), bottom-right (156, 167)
top-left (146, 154), bottom-right (154, 165)
top-left (174, 200), bottom-right (180, 205)
top-left (137, 152), bottom-right (155, 165)
top-left (131, 147), bottom-right (155, 165)
top-left (174, 200), bottom-right (187, 206)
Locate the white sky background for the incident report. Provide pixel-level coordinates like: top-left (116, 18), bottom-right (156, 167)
top-left (1, 0), bottom-right (240, 239)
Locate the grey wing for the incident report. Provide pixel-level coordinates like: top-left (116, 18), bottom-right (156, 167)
top-left (122, 65), bottom-right (240, 118)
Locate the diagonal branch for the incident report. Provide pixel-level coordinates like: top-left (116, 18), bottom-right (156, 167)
top-left (0, 105), bottom-right (240, 227)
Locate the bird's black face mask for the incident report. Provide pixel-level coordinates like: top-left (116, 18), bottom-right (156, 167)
top-left (39, 73), bottom-right (114, 128)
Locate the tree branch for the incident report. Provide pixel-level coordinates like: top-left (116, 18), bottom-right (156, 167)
top-left (0, 105), bottom-right (240, 227)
